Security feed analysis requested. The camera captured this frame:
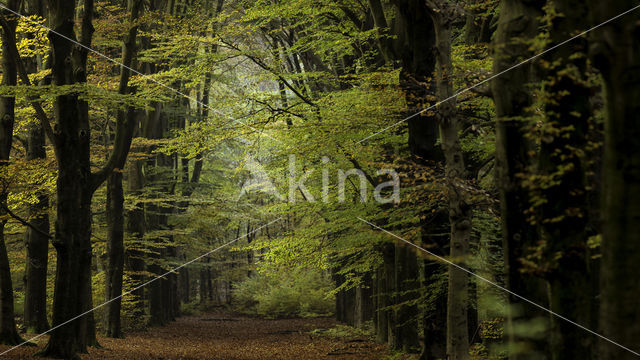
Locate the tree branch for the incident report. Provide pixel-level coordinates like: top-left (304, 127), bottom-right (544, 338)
top-left (0, 202), bottom-right (52, 240)
top-left (219, 38), bottom-right (318, 109)
top-left (0, 12), bottom-right (58, 160)
top-left (90, 0), bottom-right (144, 191)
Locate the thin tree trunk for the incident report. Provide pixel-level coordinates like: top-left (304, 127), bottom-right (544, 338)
top-left (125, 158), bottom-right (146, 318)
top-left (105, 171), bottom-right (125, 337)
top-left (420, 261), bottom-right (447, 360)
top-left (375, 266), bottom-right (389, 343)
top-left (383, 243), bottom-right (397, 348)
top-left (394, 245), bottom-right (420, 352)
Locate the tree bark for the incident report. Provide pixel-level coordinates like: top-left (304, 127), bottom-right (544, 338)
top-left (394, 245), bottom-right (420, 352)
top-left (41, 0), bottom-right (97, 354)
top-left (588, 1), bottom-right (640, 358)
top-left (374, 265), bottom-right (389, 343)
top-left (537, 1), bottom-right (594, 358)
top-left (426, 3), bottom-right (472, 359)
top-left (105, 171), bottom-right (125, 337)
top-left (125, 158), bottom-right (146, 318)
top-left (0, 0), bottom-right (25, 345)
top-left (368, 1), bottom-right (443, 354)
top-left (104, 0), bottom-right (143, 338)
top-left (42, 0), bottom-right (133, 355)
top-left (383, 243), bottom-right (397, 347)
top-left (491, 1), bottom-right (548, 358)
top-left (419, 261), bottom-right (447, 360)
top-left (23, 0), bottom-right (51, 335)
top-left (23, 126), bottom-right (51, 334)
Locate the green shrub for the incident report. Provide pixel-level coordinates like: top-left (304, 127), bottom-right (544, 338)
top-left (180, 301), bottom-right (202, 316)
top-left (310, 323), bottom-right (373, 340)
top-left (232, 268), bottom-right (334, 318)
top-left (256, 285), bottom-right (300, 318)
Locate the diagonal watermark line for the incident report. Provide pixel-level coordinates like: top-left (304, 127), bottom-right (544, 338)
top-left (0, 218), bottom-right (282, 356)
top-left (0, 4), bottom-right (279, 142)
top-left (357, 217), bottom-right (640, 357)
top-left (358, 3), bottom-right (640, 144)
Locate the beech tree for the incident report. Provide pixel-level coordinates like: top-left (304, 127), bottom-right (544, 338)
top-left (0, 0), bottom-right (23, 345)
top-left (491, 1), bottom-right (548, 358)
top-left (536, 1), bottom-right (595, 358)
top-left (0, 0), bottom-right (638, 359)
top-left (17, 0), bottom-right (137, 356)
top-left (425, 1), bottom-right (472, 359)
top-left (22, 0), bottom-right (51, 334)
top-left (104, 0), bottom-right (143, 338)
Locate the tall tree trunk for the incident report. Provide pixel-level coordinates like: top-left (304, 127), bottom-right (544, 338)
top-left (23, 0), bottom-right (51, 335)
top-left (491, 1), bottom-right (548, 358)
top-left (420, 261), bottom-right (447, 360)
top-left (394, 245), bottom-right (420, 352)
top-left (374, 265), bottom-right (389, 343)
top-left (105, 172), bottom-right (125, 337)
top-left (23, 126), bottom-right (50, 334)
top-left (426, 3), bottom-right (472, 359)
top-left (588, 1), bottom-right (640, 358)
top-left (41, 0), bottom-right (98, 356)
top-left (370, 1), bottom-right (443, 354)
top-left (104, 0), bottom-right (143, 338)
top-left (179, 253), bottom-right (190, 303)
top-left (354, 273), bottom-right (373, 328)
top-left (21, 0), bottom-right (135, 354)
top-left (383, 243), bottom-right (396, 347)
top-left (0, 0), bottom-right (25, 345)
top-left (537, 1), bottom-right (594, 358)
top-left (125, 158), bottom-right (146, 318)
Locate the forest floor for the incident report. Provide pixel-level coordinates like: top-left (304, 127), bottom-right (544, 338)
top-left (1, 313), bottom-right (398, 359)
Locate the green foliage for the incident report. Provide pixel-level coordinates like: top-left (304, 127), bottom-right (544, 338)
top-left (310, 322), bottom-right (373, 340)
top-left (179, 301), bottom-right (203, 316)
top-left (232, 268), bottom-right (334, 318)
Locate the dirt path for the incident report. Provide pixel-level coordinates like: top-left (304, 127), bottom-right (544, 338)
top-left (0, 314), bottom-right (392, 359)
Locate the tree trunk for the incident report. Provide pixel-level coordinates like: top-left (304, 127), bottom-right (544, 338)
top-left (537, 1), bottom-right (594, 359)
top-left (375, 266), bottom-right (389, 343)
top-left (491, 1), bottom-right (548, 358)
top-left (0, 0), bottom-right (26, 345)
top-left (199, 268), bottom-right (208, 304)
top-left (105, 172), bottom-right (125, 337)
top-left (146, 199), bottom-right (166, 326)
top-left (125, 159), bottom-right (146, 318)
top-left (383, 243), bottom-right (396, 348)
top-left (420, 261), bottom-right (447, 360)
top-left (394, 245), bottom-right (420, 352)
top-left (588, 1), bottom-right (640, 358)
top-left (180, 255), bottom-right (190, 304)
top-left (23, 148), bottom-right (51, 333)
top-left (104, 0), bottom-right (143, 338)
top-left (354, 273), bottom-right (373, 328)
top-left (426, 3), bottom-right (472, 359)
top-left (23, 0), bottom-right (51, 335)
top-left (41, 0), bottom-right (97, 356)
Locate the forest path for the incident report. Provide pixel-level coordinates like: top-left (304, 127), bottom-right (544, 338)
top-left (1, 313), bottom-right (393, 359)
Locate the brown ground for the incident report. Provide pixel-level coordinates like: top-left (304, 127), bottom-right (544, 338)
top-left (0, 314), bottom-right (392, 359)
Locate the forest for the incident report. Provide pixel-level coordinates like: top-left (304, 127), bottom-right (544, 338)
top-left (0, 0), bottom-right (639, 359)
